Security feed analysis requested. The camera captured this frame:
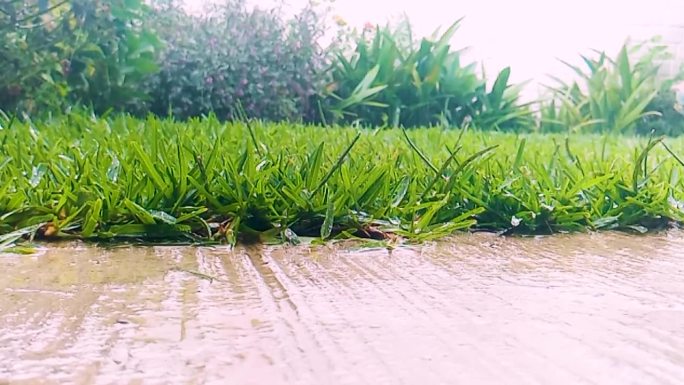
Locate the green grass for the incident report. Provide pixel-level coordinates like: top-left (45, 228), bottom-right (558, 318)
top-left (2, 112), bottom-right (684, 250)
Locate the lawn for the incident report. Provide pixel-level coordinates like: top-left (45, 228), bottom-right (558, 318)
top-left (2, 113), bottom-right (684, 248)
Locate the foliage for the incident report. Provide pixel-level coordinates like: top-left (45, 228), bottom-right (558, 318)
top-left (540, 40), bottom-right (671, 134)
top-left (0, 0), bottom-right (161, 115)
top-left (62, 0), bottom-right (162, 114)
top-left (2, 113), bottom-right (684, 248)
top-left (2, 1), bottom-right (682, 134)
top-left (637, 88), bottom-right (684, 136)
top-left (143, 0), bottom-right (333, 121)
top-left (321, 18), bottom-right (533, 130)
top-left (1, 0), bottom-right (71, 112)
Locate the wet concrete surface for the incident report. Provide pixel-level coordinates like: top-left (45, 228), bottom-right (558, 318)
top-left (0, 232), bottom-right (683, 385)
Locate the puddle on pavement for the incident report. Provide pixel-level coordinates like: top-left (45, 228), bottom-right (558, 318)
top-left (0, 232), bottom-right (683, 385)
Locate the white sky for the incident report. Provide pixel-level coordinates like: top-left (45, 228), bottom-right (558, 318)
top-left (185, 0), bottom-right (684, 97)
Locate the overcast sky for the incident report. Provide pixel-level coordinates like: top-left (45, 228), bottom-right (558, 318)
top-left (184, 0), bottom-right (684, 96)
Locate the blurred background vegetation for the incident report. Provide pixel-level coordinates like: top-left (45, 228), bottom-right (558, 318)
top-left (1, 0), bottom-right (683, 134)
top-left (0, 0), bottom-right (161, 114)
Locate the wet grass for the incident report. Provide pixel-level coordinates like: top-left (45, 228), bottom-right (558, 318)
top-left (2, 113), bottom-right (684, 249)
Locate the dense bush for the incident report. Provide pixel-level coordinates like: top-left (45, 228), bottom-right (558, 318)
top-left (321, 18), bottom-right (533, 129)
top-left (63, 0), bottom-right (162, 114)
top-left (0, 0), bottom-right (161, 115)
top-left (1, 0), bottom-right (73, 112)
top-left (635, 89), bottom-right (684, 136)
top-left (143, 0), bottom-right (333, 121)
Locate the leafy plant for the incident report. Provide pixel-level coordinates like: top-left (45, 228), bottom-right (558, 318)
top-left (467, 67), bottom-right (535, 131)
top-left (0, 0), bottom-right (161, 115)
top-left (63, 0), bottom-right (162, 114)
top-left (321, 17), bottom-right (532, 130)
top-left (637, 88), bottom-right (684, 136)
top-left (540, 39), bottom-right (671, 134)
top-left (0, 0), bottom-right (72, 113)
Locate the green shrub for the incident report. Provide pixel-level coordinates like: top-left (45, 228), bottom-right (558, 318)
top-left (62, 0), bottom-right (162, 114)
top-left (637, 88), bottom-right (684, 136)
top-left (0, 0), bottom-right (161, 115)
top-left (320, 18), bottom-right (533, 130)
top-left (143, 0), bottom-right (332, 121)
top-left (1, 0), bottom-right (71, 113)
top-left (540, 40), bottom-right (670, 134)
